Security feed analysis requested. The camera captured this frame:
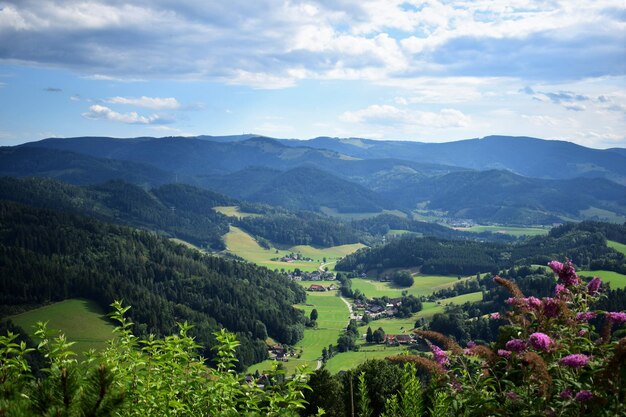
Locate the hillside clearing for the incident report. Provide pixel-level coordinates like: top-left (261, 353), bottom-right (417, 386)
top-left (223, 226), bottom-right (364, 272)
top-left (7, 299), bottom-right (115, 354)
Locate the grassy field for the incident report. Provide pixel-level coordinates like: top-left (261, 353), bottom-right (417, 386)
top-left (580, 207), bottom-right (626, 224)
top-left (324, 345), bottom-right (408, 374)
top-left (7, 299), bottom-right (115, 354)
top-left (320, 207), bottom-right (407, 220)
top-left (213, 206), bottom-right (260, 218)
top-left (326, 292), bottom-right (483, 374)
top-left (247, 290), bottom-right (349, 374)
top-left (223, 226), bottom-right (364, 272)
top-left (579, 270), bottom-right (626, 289)
top-left (608, 240), bottom-right (626, 256)
top-left (453, 225), bottom-right (550, 237)
top-left (351, 275), bottom-right (470, 299)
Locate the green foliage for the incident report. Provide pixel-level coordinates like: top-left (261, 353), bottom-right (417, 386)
top-left (392, 270), bottom-right (414, 287)
top-left (356, 372), bottom-right (372, 417)
top-left (0, 201), bottom-right (306, 368)
top-left (0, 302), bottom-right (318, 417)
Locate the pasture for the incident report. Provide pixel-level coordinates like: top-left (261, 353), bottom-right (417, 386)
top-left (247, 290), bottom-right (349, 374)
top-left (579, 270), bottom-right (626, 289)
top-left (223, 226), bottom-right (364, 272)
top-left (324, 345), bottom-right (408, 374)
top-left (351, 274), bottom-right (470, 299)
top-left (608, 240), bottom-right (626, 256)
top-left (454, 225), bottom-right (549, 237)
top-left (213, 205), bottom-right (260, 218)
top-left (7, 299), bottom-right (115, 354)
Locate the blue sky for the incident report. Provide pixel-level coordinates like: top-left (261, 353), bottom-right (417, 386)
top-left (0, 0), bottom-right (624, 148)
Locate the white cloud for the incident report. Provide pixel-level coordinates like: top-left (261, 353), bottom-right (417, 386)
top-left (106, 96), bottom-right (180, 110)
top-left (0, 0), bottom-right (623, 86)
top-left (82, 104), bottom-right (168, 124)
top-left (341, 104), bottom-right (471, 129)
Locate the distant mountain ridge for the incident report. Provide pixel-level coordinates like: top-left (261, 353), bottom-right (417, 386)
top-left (4, 134), bottom-right (626, 225)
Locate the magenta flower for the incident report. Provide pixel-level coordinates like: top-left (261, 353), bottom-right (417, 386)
top-left (554, 283), bottom-right (568, 296)
top-left (430, 344), bottom-right (449, 366)
top-left (490, 312), bottom-right (501, 320)
top-left (576, 312), bottom-right (596, 322)
top-left (549, 259), bottom-right (580, 286)
top-left (529, 332), bottom-right (551, 352)
top-left (526, 296), bottom-right (542, 309)
top-left (559, 354), bottom-right (589, 368)
top-left (548, 260), bottom-right (564, 274)
top-left (587, 277), bottom-right (601, 295)
top-left (575, 390), bottom-right (593, 402)
top-left (542, 298), bottom-right (560, 318)
top-left (578, 329), bottom-right (588, 337)
top-left (606, 312), bottom-right (626, 324)
top-left (505, 339), bottom-right (527, 352)
top-left (506, 391), bottom-right (519, 401)
top-left (560, 388), bottom-right (573, 399)
top-left (467, 340), bottom-right (476, 348)
top-left (497, 349), bottom-right (512, 358)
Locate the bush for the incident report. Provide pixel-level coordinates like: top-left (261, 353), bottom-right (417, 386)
top-left (0, 301), bottom-right (321, 416)
top-left (392, 270), bottom-right (414, 287)
top-left (389, 259), bottom-right (626, 416)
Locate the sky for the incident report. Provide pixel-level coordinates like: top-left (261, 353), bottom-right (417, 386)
top-left (0, 0), bottom-right (625, 148)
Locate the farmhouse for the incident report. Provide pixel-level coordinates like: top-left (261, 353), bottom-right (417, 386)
top-left (385, 334), bottom-right (414, 345)
top-left (308, 284), bottom-right (327, 292)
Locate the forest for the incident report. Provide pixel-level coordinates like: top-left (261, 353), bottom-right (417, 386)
top-left (0, 200), bottom-right (307, 368)
top-left (336, 221), bottom-right (626, 275)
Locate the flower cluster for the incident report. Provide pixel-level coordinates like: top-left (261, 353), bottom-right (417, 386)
top-left (395, 259), bottom-right (626, 416)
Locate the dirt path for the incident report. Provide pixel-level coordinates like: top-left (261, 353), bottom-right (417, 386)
top-left (339, 296), bottom-right (356, 320)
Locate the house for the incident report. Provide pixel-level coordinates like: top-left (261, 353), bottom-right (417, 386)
top-left (395, 334), bottom-right (413, 344)
top-left (308, 284), bottom-right (327, 292)
top-left (367, 305), bottom-right (384, 314)
top-left (327, 284), bottom-right (338, 291)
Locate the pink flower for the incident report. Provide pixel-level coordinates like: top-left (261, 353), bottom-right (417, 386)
top-left (555, 284), bottom-right (569, 296)
top-left (489, 313), bottom-right (500, 320)
top-left (497, 349), bottom-right (512, 358)
top-left (606, 312), bottom-right (626, 324)
top-left (430, 344), bottom-right (449, 366)
top-left (576, 312), bottom-right (596, 322)
top-left (559, 354), bottom-right (589, 368)
top-left (575, 390), bottom-right (593, 402)
top-left (560, 388), bottom-right (573, 399)
top-left (529, 332), bottom-right (551, 352)
top-left (466, 341), bottom-right (476, 348)
top-left (549, 259), bottom-right (580, 286)
top-left (577, 329), bottom-right (588, 337)
top-left (526, 296), bottom-right (542, 309)
top-left (505, 339), bottom-right (527, 353)
top-left (548, 260), bottom-right (564, 274)
top-left (587, 277), bottom-right (601, 295)
top-left (506, 391), bottom-right (519, 401)
top-left (542, 298), bottom-right (560, 317)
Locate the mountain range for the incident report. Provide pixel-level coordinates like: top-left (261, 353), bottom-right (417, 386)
top-left (2, 134), bottom-right (625, 225)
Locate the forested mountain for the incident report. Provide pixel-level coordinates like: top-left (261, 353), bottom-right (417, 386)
top-left (336, 221), bottom-right (626, 275)
top-left (283, 135), bottom-right (626, 185)
top-left (0, 200), bottom-right (307, 368)
top-left (7, 135), bottom-right (626, 224)
top-left (0, 146), bottom-right (175, 186)
top-left (203, 166), bottom-right (389, 213)
top-left (0, 177), bottom-right (234, 250)
top-left (378, 170), bottom-right (626, 225)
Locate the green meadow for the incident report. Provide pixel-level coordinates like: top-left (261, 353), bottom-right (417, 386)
top-left (351, 274), bottom-right (470, 298)
top-left (454, 225), bottom-right (550, 237)
top-left (579, 270), bottom-right (626, 289)
top-left (247, 289), bottom-right (349, 374)
top-left (213, 205), bottom-right (260, 218)
top-left (608, 240), bottom-right (626, 256)
top-left (223, 226), bottom-right (364, 272)
top-left (7, 299), bottom-right (115, 354)
top-left (332, 292), bottom-right (483, 373)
